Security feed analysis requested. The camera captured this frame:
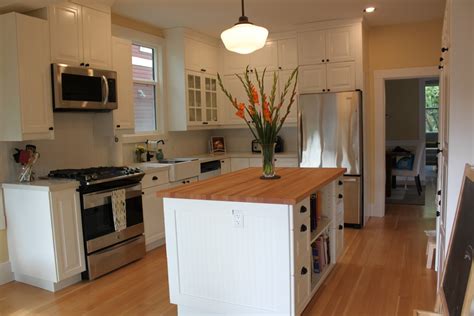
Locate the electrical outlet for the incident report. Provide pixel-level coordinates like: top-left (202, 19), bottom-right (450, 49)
top-left (232, 209), bottom-right (244, 228)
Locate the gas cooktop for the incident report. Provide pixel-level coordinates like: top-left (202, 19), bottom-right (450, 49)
top-left (48, 166), bottom-right (144, 186)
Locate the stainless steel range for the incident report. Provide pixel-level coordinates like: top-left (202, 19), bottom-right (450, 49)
top-left (48, 167), bottom-right (146, 280)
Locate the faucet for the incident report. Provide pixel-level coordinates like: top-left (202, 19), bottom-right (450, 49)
top-left (145, 139), bottom-right (165, 162)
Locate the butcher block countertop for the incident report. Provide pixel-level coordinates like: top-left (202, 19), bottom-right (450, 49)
top-left (158, 167), bottom-right (346, 205)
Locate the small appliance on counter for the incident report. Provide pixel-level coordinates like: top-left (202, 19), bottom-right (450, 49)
top-left (252, 136), bottom-right (284, 153)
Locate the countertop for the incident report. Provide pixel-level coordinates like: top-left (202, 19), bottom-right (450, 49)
top-left (158, 167), bottom-right (346, 205)
top-left (189, 152), bottom-right (298, 163)
top-left (2, 178), bottom-right (80, 192)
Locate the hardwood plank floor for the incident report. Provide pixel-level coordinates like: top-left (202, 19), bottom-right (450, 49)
top-left (0, 199), bottom-right (437, 315)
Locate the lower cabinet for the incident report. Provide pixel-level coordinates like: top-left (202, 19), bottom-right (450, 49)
top-left (231, 157), bottom-right (298, 171)
top-left (3, 184), bottom-right (85, 292)
top-left (142, 183), bottom-right (169, 250)
top-left (220, 158), bottom-right (231, 174)
top-left (230, 158), bottom-right (250, 171)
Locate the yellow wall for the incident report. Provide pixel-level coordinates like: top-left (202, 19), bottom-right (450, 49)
top-left (385, 79), bottom-right (420, 141)
top-left (111, 13), bottom-right (163, 38)
top-left (366, 19), bottom-right (443, 205)
top-left (0, 230), bottom-right (7, 263)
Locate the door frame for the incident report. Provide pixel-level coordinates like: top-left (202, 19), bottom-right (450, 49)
top-left (373, 66), bottom-right (439, 217)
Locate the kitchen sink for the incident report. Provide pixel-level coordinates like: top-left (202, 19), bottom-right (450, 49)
top-left (144, 158), bottom-right (200, 182)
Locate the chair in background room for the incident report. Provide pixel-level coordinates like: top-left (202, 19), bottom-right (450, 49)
top-left (392, 143), bottom-right (425, 195)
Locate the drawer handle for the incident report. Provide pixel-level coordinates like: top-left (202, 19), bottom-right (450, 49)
top-left (152, 176), bottom-right (158, 181)
top-left (300, 206), bottom-right (307, 214)
top-left (339, 224), bottom-right (343, 230)
top-left (300, 224), bottom-right (307, 232)
top-left (301, 267), bottom-right (308, 275)
top-left (338, 194), bottom-right (343, 199)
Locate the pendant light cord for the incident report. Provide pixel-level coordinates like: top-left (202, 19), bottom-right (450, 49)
top-left (241, 0), bottom-right (245, 17)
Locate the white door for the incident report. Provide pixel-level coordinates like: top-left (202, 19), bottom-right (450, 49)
top-left (185, 37), bottom-right (203, 72)
top-left (297, 30), bottom-right (326, 65)
top-left (112, 37), bottom-right (135, 130)
top-left (231, 158), bottom-right (250, 171)
top-left (82, 7), bottom-right (111, 69)
top-left (250, 40), bottom-right (279, 72)
top-left (50, 189), bottom-right (85, 281)
top-left (49, 3), bottom-right (83, 66)
top-left (220, 159), bottom-right (231, 174)
top-left (142, 184), bottom-right (170, 248)
top-left (203, 75), bottom-right (219, 125)
top-left (325, 27), bottom-right (355, 63)
top-left (275, 158), bottom-right (298, 167)
top-left (326, 62), bottom-right (356, 92)
top-left (278, 70), bottom-right (298, 123)
top-left (298, 65), bottom-right (327, 94)
top-left (223, 49), bottom-right (250, 74)
top-left (201, 42), bottom-right (218, 74)
top-left (17, 14), bottom-right (54, 137)
top-left (277, 38), bottom-right (298, 70)
top-left (220, 74), bottom-right (248, 125)
top-left (186, 71), bottom-right (204, 125)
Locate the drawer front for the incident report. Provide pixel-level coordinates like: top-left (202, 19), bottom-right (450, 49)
top-left (294, 216), bottom-right (311, 271)
top-left (141, 170), bottom-right (169, 189)
top-left (293, 197), bottom-right (310, 230)
top-left (294, 256), bottom-right (311, 313)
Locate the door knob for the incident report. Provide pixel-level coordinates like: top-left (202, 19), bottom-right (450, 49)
top-left (301, 267), bottom-right (308, 275)
top-left (300, 224), bottom-right (307, 232)
top-left (300, 206), bottom-right (307, 213)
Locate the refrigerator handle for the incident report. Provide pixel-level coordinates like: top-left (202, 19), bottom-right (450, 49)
top-left (298, 110), bottom-right (303, 165)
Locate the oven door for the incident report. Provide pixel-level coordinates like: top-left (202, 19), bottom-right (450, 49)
top-left (52, 63), bottom-right (117, 111)
top-left (82, 183), bottom-right (143, 254)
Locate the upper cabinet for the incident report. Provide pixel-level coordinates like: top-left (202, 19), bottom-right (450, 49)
top-left (38, 2), bottom-right (112, 69)
top-left (185, 37), bottom-right (218, 74)
top-left (277, 38), bottom-right (298, 70)
top-left (298, 26), bottom-right (355, 65)
top-left (111, 37), bottom-right (135, 130)
top-left (0, 13), bottom-right (54, 141)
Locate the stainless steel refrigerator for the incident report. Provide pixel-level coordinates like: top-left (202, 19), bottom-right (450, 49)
top-left (298, 91), bottom-right (364, 228)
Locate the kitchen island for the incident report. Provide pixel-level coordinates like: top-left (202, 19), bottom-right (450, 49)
top-left (159, 167), bottom-right (346, 315)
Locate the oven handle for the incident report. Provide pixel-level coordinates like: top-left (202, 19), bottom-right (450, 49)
top-left (82, 183), bottom-right (142, 210)
top-left (102, 75), bottom-right (109, 105)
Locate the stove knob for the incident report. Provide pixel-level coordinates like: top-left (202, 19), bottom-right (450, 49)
top-left (84, 175), bottom-right (92, 181)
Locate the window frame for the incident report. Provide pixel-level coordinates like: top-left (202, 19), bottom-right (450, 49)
top-left (111, 25), bottom-right (167, 143)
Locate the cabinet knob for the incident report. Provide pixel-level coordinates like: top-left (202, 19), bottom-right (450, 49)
top-left (439, 57), bottom-right (444, 62)
top-left (438, 65), bottom-right (444, 70)
top-left (321, 59), bottom-right (325, 63)
top-left (338, 180), bottom-right (343, 185)
top-left (152, 176), bottom-right (158, 181)
top-left (200, 68), bottom-right (206, 72)
top-left (441, 47), bottom-right (449, 53)
top-left (49, 127), bottom-right (54, 131)
top-left (186, 180), bottom-right (190, 183)
top-left (300, 224), bottom-right (307, 232)
top-left (301, 267), bottom-right (308, 275)
top-left (339, 224), bottom-right (343, 230)
top-left (437, 190), bottom-right (441, 196)
top-left (80, 62), bottom-right (85, 66)
top-left (437, 149), bottom-right (443, 154)
top-left (327, 89), bottom-right (331, 92)
top-left (182, 181), bottom-right (186, 184)
top-left (85, 63), bottom-right (90, 67)
top-left (116, 125), bottom-right (121, 128)
top-left (142, 192), bottom-right (144, 195)
top-left (436, 211), bottom-right (441, 217)
top-left (221, 160), bottom-right (225, 163)
top-left (202, 122), bottom-right (209, 125)
top-left (278, 66), bottom-right (282, 70)
top-left (326, 59), bottom-right (329, 62)
top-left (338, 194), bottom-right (343, 199)
top-left (322, 89), bottom-right (326, 92)
top-left (438, 200), bottom-right (441, 206)
top-left (300, 205), bottom-right (307, 214)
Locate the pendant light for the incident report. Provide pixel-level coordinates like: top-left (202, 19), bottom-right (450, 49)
top-left (221, 0), bottom-right (268, 55)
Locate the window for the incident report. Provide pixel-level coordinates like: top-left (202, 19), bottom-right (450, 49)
top-left (132, 44), bottom-right (157, 132)
top-left (425, 81), bottom-right (439, 133)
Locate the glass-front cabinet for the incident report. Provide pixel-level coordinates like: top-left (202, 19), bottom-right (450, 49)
top-left (186, 71), bottom-right (218, 126)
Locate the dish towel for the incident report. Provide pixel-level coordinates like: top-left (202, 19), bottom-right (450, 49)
top-left (112, 189), bottom-right (127, 232)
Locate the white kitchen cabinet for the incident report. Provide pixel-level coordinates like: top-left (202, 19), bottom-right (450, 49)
top-left (249, 157), bottom-right (261, 167)
top-left (112, 37), bottom-right (135, 130)
top-left (143, 184), bottom-right (169, 250)
top-left (250, 40), bottom-right (279, 71)
top-left (185, 37), bottom-right (218, 74)
top-left (231, 158), bottom-right (250, 172)
top-left (42, 3), bottom-right (111, 69)
top-left (3, 183), bottom-right (85, 292)
top-left (297, 26), bottom-right (355, 65)
top-left (275, 158), bottom-right (298, 167)
top-left (220, 74), bottom-right (248, 126)
top-left (0, 13), bottom-right (54, 141)
top-left (186, 71), bottom-right (218, 126)
top-left (278, 38), bottom-right (298, 70)
top-left (222, 49), bottom-right (250, 75)
top-left (298, 65), bottom-right (327, 94)
top-left (278, 69), bottom-right (298, 123)
top-left (326, 62), bottom-right (356, 92)
top-left (220, 158), bottom-right (231, 174)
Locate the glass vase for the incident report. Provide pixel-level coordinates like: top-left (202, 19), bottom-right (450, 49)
top-left (260, 143), bottom-right (279, 179)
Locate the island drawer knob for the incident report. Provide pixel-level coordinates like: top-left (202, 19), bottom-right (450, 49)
top-left (300, 224), bottom-right (307, 232)
top-left (301, 267), bottom-right (308, 275)
top-left (338, 194), bottom-right (343, 199)
top-left (300, 206), bottom-right (307, 213)
top-left (338, 180), bottom-right (343, 185)
top-left (339, 224), bottom-right (343, 230)
top-left (152, 176), bottom-right (158, 181)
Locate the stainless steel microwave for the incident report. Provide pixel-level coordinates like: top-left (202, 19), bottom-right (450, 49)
top-left (51, 64), bottom-right (117, 111)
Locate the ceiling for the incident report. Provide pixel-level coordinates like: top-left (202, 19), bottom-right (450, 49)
top-left (112, 0), bottom-right (446, 38)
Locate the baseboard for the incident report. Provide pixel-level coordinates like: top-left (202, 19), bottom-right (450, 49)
top-left (14, 273), bottom-right (82, 292)
top-left (0, 261), bottom-right (13, 285)
top-left (145, 237), bottom-right (165, 252)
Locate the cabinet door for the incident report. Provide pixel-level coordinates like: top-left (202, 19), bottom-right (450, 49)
top-left (231, 158), bottom-right (250, 171)
top-left (112, 37), bottom-right (135, 130)
top-left (186, 38), bottom-right (218, 74)
top-left (220, 74), bottom-right (248, 125)
top-left (220, 158), bottom-right (231, 174)
top-left (298, 65), bottom-right (327, 94)
top-left (50, 189), bottom-right (85, 281)
top-left (249, 157), bottom-right (261, 167)
top-left (277, 38), bottom-right (298, 70)
top-left (222, 49), bottom-right (250, 75)
top-left (17, 14), bottom-right (54, 139)
top-left (297, 30), bottom-right (326, 65)
top-left (278, 70), bottom-right (298, 123)
top-left (203, 75), bottom-right (219, 125)
top-left (82, 7), bottom-right (111, 69)
top-left (186, 72), bottom-right (204, 125)
top-left (202, 42), bottom-right (218, 74)
top-left (49, 3), bottom-right (83, 66)
top-left (275, 158), bottom-right (298, 167)
top-left (325, 27), bottom-right (354, 63)
top-left (326, 62), bottom-right (355, 92)
top-left (142, 184), bottom-right (169, 249)
top-left (250, 40), bottom-right (278, 71)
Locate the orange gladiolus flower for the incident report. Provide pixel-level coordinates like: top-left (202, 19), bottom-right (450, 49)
top-left (263, 101), bottom-right (272, 123)
top-left (236, 102), bottom-right (246, 119)
top-left (248, 105), bottom-right (256, 116)
top-left (251, 86), bottom-right (259, 104)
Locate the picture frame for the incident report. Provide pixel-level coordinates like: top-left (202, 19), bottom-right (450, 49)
top-left (210, 136), bottom-right (226, 154)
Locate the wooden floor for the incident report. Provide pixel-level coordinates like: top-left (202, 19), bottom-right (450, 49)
top-left (0, 200), bottom-right (437, 315)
